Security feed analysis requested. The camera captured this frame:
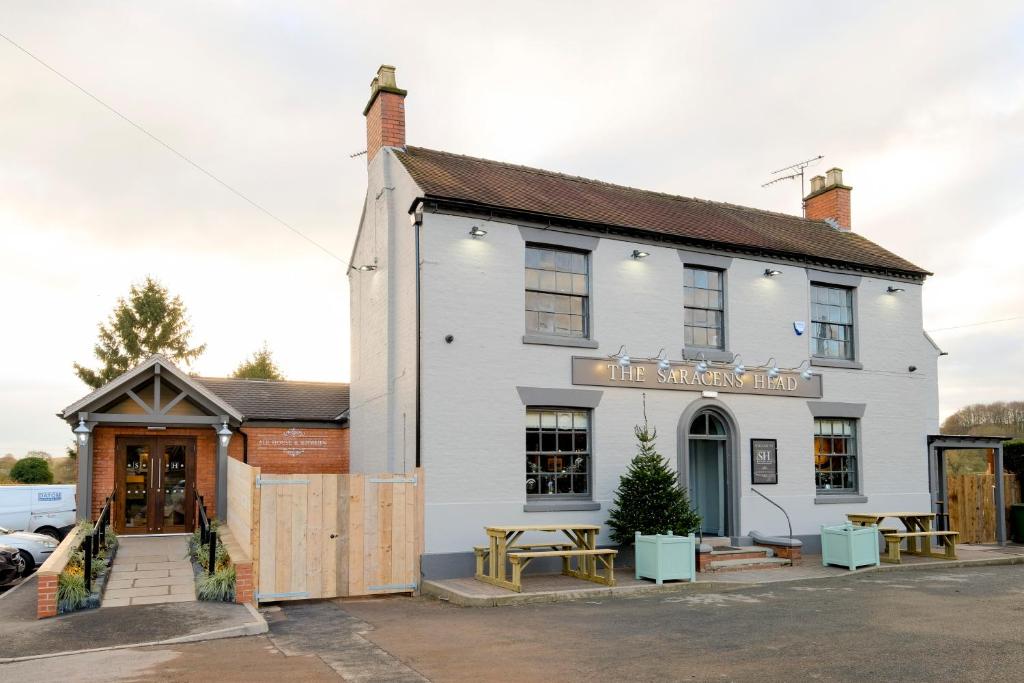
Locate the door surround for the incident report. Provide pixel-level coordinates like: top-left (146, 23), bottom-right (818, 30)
top-left (677, 398), bottom-right (741, 539)
top-left (114, 435), bottom-right (197, 535)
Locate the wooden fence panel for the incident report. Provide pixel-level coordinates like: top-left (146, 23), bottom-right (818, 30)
top-left (947, 473), bottom-right (1020, 543)
top-left (252, 469), bottom-right (422, 603)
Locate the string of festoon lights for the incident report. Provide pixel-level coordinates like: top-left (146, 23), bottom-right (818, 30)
top-left (607, 345), bottom-right (816, 382)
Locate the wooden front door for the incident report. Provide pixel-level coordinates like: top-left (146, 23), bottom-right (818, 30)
top-left (115, 436), bottom-right (196, 534)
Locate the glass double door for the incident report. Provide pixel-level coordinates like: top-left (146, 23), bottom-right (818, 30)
top-left (116, 437), bottom-right (195, 534)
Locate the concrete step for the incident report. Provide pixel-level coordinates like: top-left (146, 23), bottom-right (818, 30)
top-left (708, 546), bottom-right (772, 562)
top-left (707, 557), bottom-right (789, 572)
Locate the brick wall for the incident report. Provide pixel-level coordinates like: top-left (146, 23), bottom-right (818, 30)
top-left (37, 574), bottom-right (58, 618)
top-left (365, 89), bottom-right (406, 163)
top-left (232, 426), bottom-right (349, 474)
top-left (805, 186), bottom-right (851, 230)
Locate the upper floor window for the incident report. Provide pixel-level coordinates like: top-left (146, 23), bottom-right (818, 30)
top-left (684, 266), bottom-right (724, 349)
top-left (525, 245), bottom-right (589, 339)
top-left (811, 284), bottom-right (855, 360)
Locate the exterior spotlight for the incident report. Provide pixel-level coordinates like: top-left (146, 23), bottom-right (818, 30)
top-left (74, 419), bottom-right (91, 447)
top-left (612, 345), bottom-right (630, 367)
top-left (795, 360), bottom-right (814, 381)
top-left (631, 249), bottom-right (650, 260)
top-left (354, 264), bottom-right (377, 272)
top-left (469, 226), bottom-right (488, 238)
top-left (886, 286), bottom-right (905, 294)
top-left (655, 349), bottom-right (670, 371)
top-left (764, 269), bottom-right (782, 277)
top-left (217, 422), bottom-right (232, 448)
top-left (766, 358), bottom-right (780, 379)
top-left (732, 355), bottom-right (746, 377)
top-left (695, 353), bottom-right (709, 374)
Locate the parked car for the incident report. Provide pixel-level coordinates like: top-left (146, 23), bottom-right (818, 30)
top-left (0, 545), bottom-right (25, 586)
top-left (0, 527), bottom-right (59, 575)
top-left (0, 485), bottom-right (76, 539)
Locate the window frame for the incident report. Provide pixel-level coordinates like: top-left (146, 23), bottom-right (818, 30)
top-left (683, 265), bottom-right (727, 352)
top-left (524, 243), bottom-right (592, 342)
top-left (525, 407), bottom-right (593, 501)
top-left (813, 417), bottom-right (860, 494)
top-left (809, 282), bottom-right (857, 362)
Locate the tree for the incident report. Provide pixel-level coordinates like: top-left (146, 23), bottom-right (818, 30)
top-left (232, 343), bottom-right (285, 381)
top-left (10, 457), bottom-right (54, 484)
top-left (74, 277), bottom-right (207, 388)
top-left (941, 401), bottom-right (1024, 439)
top-left (607, 421), bottom-right (702, 545)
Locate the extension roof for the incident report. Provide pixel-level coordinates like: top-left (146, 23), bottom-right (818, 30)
top-left (195, 377), bottom-right (350, 423)
top-left (395, 146), bottom-right (928, 278)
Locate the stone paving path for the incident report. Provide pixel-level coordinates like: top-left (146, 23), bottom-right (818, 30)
top-left (103, 535), bottom-right (196, 607)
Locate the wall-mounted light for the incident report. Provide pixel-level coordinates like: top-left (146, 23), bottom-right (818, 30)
top-left (469, 226), bottom-right (488, 238)
top-left (795, 360), bottom-right (814, 381)
top-left (655, 348), bottom-right (670, 371)
top-left (886, 286), bottom-right (905, 294)
top-left (764, 268), bottom-right (783, 277)
top-left (630, 249), bottom-right (650, 260)
top-left (74, 419), bottom-right (91, 447)
top-left (765, 358), bottom-right (780, 379)
top-left (217, 421), bottom-right (233, 448)
top-left (612, 345), bottom-right (630, 367)
top-left (694, 352), bottom-right (709, 374)
top-left (352, 264), bottom-right (377, 272)
top-left (732, 354), bottom-right (746, 377)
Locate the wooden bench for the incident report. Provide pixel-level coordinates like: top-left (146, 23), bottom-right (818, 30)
top-left (474, 544), bottom-right (573, 577)
top-left (506, 549), bottom-right (617, 592)
top-left (882, 531), bottom-right (958, 564)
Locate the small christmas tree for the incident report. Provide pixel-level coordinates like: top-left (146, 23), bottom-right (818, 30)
top-left (607, 418), bottom-right (701, 545)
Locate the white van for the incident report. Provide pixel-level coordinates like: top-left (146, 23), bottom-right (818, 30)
top-left (0, 485), bottom-right (77, 539)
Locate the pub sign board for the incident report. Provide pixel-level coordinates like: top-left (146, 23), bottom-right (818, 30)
top-left (571, 357), bottom-right (823, 399)
top-left (750, 439), bottom-right (778, 485)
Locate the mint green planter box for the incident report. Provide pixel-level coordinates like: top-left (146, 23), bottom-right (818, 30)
top-left (634, 532), bottom-right (696, 584)
top-left (820, 523), bottom-right (880, 570)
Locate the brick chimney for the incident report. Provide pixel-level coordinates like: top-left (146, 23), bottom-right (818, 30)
top-left (363, 65), bottom-right (407, 163)
top-left (804, 167), bottom-right (851, 230)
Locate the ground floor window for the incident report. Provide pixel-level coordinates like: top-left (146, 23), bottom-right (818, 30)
top-left (814, 418), bottom-right (858, 492)
top-left (525, 408), bottom-right (590, 497)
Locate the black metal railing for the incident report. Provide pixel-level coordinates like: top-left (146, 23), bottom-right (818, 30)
top-left (81, 491), bottom-right (115, 593)
top-left (195, 492), bottom-right (217, 576)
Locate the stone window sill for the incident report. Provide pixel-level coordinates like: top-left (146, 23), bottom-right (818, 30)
top-left (814, 494), bottom-right (868, 505)
top-left (524, 501), bottom-right (601, 513)
top-left (810, 357), bottom-right (864, 370)
top-left (683, 348), bottom-right (733, 363)
top-left (523, 335), bottom-right (599, 349)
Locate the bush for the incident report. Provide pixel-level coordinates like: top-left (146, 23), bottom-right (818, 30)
top-left (10, 457), bottom-right (53, 484)
top-left (607, 422), bottom-right (702, 546)
top-left (58, 571), bottom-right (87, 612)
top-left (197, 565), bottom-right (236, 602)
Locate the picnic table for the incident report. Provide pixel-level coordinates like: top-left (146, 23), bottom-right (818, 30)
top-left (474, 524), bottom-right (617, 592)
top-left (846, 512), bottom-right (958, 563)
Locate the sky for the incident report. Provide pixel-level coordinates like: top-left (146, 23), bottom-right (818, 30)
top-left (1, 2), bottom-right (1022, 456)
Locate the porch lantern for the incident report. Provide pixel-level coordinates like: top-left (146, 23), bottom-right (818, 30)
top-left (217, 422), bottom-right (232, 448)
top-left (74, 419), bottom-right (91, 447)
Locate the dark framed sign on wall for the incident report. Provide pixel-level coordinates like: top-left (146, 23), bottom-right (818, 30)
top-left (750, 438), bottom-right (778, 485)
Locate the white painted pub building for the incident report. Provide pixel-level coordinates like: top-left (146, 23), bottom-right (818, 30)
top-left (349, 66), bottom-right (941, 578)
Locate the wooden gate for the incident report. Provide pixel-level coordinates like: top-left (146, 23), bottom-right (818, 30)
top-left (947, 473), bottom-right (1021, 544)
top-left (225, 461), bottom-right (423, 603)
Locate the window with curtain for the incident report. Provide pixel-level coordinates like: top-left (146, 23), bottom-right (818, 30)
top-left (814, 418), bottom-right (858, 492)
top-left (811, 284), bottom-right (855, 360)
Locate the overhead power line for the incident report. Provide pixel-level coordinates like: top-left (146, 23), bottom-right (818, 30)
top-left (0, 31), bottom-right (346, 264)
top-left (927, 316), bottom-right (1024, 333)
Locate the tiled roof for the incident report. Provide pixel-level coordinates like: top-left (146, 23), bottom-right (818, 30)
top-left (395, 146), bottom-right (928, 277)
top-left (195, 377), bottom-right (349, 423)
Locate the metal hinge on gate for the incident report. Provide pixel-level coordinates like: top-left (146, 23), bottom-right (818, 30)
top-left (256, 477), bottom-right (309, 487)
top-left (368, 475), bottom-right (418, 485)
top-left (368, 583), bottom-right (418, 591)
top-left (256, 591), bottom-right (309, 600)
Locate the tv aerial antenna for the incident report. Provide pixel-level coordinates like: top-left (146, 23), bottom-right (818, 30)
top-left (762, 155), bottom-right (824, 216)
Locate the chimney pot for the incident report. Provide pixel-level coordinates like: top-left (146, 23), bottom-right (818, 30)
top-left (825, 167), bottom-right (844, 187)
top-left (809, 175), bottom-right (826, 194)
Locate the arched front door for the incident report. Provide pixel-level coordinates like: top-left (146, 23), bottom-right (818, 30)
top-left (688, 411), bottom-right (729, 537)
